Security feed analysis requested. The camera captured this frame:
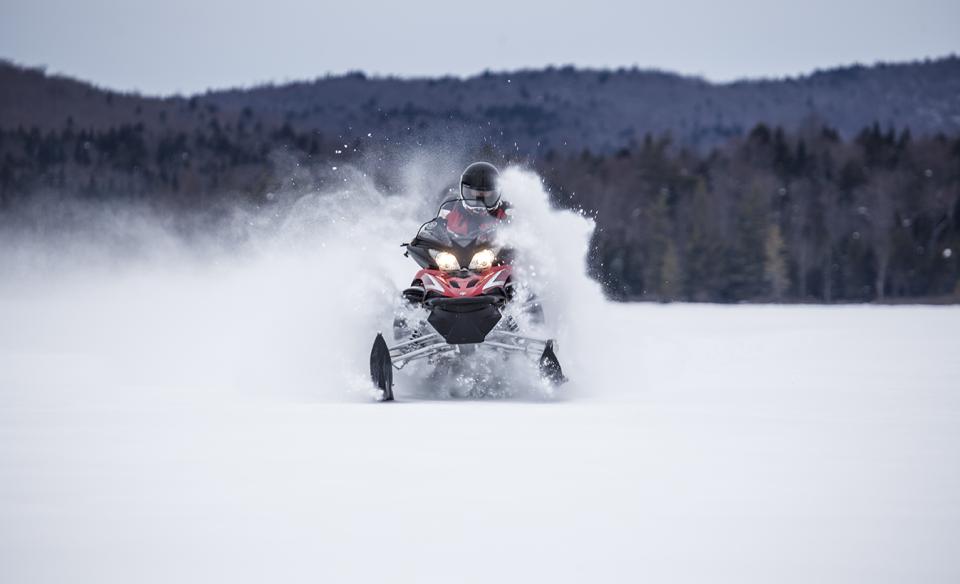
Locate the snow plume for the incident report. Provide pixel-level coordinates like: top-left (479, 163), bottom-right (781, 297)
top-left (0, 160), bottom-right (609, 403)
top-left (495, 168), bottom-right (614, 396)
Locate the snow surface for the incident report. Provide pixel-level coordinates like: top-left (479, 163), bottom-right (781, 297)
top-left (1, 166), bottom-right (959, 583)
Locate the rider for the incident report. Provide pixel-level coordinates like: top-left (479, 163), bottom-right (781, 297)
top-left (399, 162), bottom-right (511, 306)
top-left (440, 161), bottom-right (511, 234)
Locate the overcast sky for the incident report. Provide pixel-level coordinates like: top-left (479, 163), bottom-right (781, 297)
top-left (1, 0), bottom-right (957, 95)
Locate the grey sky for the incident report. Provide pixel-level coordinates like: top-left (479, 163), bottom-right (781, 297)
top-left (1, 0), bottom-right (957, 95)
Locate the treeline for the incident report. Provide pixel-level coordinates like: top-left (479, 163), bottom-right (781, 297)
top-left (543, 124), bottom-right (960, 302)
top-left (1, 118), bottom-right (958, 303)
top-left (0, 118), bottom-right (350, 210)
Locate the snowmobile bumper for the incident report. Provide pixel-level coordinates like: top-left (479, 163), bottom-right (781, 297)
top-left (425, 295), bottom-right (503, 344)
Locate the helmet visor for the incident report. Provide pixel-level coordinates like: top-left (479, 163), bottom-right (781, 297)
top-left (461, 186), bottom-right (501, 210)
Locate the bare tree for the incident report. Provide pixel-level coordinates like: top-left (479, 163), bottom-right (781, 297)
top-left (863, 171), bottom-right (897, 301)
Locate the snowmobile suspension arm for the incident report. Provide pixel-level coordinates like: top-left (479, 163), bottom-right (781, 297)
top-left (386, 331), bottom-right (555, 369)
top-left (389, 333), bottom-right (440, 352)
top-left (482, 340), bottom-right (544, 355)
top-left (486, 331), bottom-right (551, 350)
top-left (391, 342), bottom-right (457, 369)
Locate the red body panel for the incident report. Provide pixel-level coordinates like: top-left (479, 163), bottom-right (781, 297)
top-left (415, 265), bottom-right (512, 298)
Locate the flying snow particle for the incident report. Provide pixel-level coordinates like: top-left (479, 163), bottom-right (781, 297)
top-left (944, 248), bottom-right (953, 259)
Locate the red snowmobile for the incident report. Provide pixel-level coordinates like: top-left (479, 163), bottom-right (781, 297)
top-left (370, 200), bottom-right (564, 400)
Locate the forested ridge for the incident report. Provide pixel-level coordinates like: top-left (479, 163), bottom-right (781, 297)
top-left (1, 59), bottom-right (958, 302)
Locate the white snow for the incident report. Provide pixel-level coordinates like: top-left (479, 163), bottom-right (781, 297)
top-left (1, 167), bottom-right (959, 583)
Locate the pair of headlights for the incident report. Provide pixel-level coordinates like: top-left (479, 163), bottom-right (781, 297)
top-left (433, 249), bottom-right (496, 272)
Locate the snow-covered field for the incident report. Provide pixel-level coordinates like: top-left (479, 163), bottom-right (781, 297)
top-left (2, 303), bottom-right (959, 583)
top-left (1, 167), bottom-right (959, 583)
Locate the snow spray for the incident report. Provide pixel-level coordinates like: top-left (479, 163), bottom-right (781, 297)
top-left (0, 158), bottom-right (613, 402)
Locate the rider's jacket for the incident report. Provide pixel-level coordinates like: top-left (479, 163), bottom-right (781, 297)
top-left (440, 200), bottom-right (511, 236)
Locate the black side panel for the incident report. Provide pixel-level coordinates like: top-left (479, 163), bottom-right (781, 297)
top-left (427, 297), bottom-right (502, 344)
top-left (406, 244), bottom-right (436, 269)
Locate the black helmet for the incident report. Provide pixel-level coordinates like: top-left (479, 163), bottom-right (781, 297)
top-left (459, 162), bottom-right (501, 212)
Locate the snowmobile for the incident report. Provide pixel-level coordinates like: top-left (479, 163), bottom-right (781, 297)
top-left (370, 200), bottom-right (564, 400)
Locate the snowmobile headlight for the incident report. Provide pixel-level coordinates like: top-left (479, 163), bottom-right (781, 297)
top-left (469, 249), bottom-right (496, 271)
top-left (434, 251), bottom-right (461, 271)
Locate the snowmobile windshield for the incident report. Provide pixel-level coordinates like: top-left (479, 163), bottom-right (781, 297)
top-left (415, 200), bottom-right (498, 248)
top-left (416, 215), bottom-right (454, 248)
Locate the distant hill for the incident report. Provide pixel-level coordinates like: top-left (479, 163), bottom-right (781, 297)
top-left (2, 57), bottom-right (959, 153)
